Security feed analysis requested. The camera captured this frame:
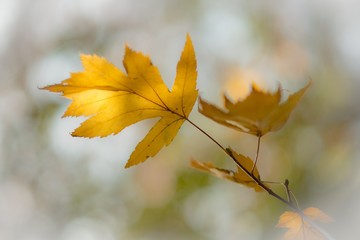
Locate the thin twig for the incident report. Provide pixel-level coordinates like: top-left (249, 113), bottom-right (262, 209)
top-left (283, 179), bottom-right (292, 205)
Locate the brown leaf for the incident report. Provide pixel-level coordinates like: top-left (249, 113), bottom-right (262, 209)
top-left (191, 148), bottom-right (263, 192)
top-left (199, 82), bottom-right (310, 136)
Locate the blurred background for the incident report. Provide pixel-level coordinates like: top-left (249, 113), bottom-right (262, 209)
top-left (1, 0), bottom-right (359, 239)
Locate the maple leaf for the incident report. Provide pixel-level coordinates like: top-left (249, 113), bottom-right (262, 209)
top-left (277, 207), bottom-right (334, 240)
top-left (191, 148), bottom-right (263, 192)
top-left (42, 35), bottom-right (198, 168)
top-left (199, 82), bottom-right (310, 136)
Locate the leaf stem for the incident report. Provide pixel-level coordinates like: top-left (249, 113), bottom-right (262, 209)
top-left (261, 180), bottom-right (283, 185)
top-left (185, 118), bottom-right (228, 154)
top-left (251, 135), bottom-right (261, 174)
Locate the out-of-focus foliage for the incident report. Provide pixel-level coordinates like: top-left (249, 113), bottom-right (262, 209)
top-left (42, 35), bottom-right (198, 168)
top-left (1, 0), bottom-right (360, 239)
top-left (277, 207), bottom-right (334, 240)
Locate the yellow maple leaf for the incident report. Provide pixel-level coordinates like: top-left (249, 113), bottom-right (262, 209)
top-left (277, 207), bottom-right (334, 240)
top-left (199, 82), bottom-right (310, 136)
top-left (191, 148), bottom-right (263, 192)
top-left (42, 35), bottom-right (198, 168)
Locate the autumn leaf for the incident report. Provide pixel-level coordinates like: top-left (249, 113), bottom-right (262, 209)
top-left (277, 207), bottom-right (334, 240)
top-left (199, 82), bottom-right (310, 136)
top-left (191, 148), bottom-right (263, 192)
top-left (42, 35), bottom-right (198, 168)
